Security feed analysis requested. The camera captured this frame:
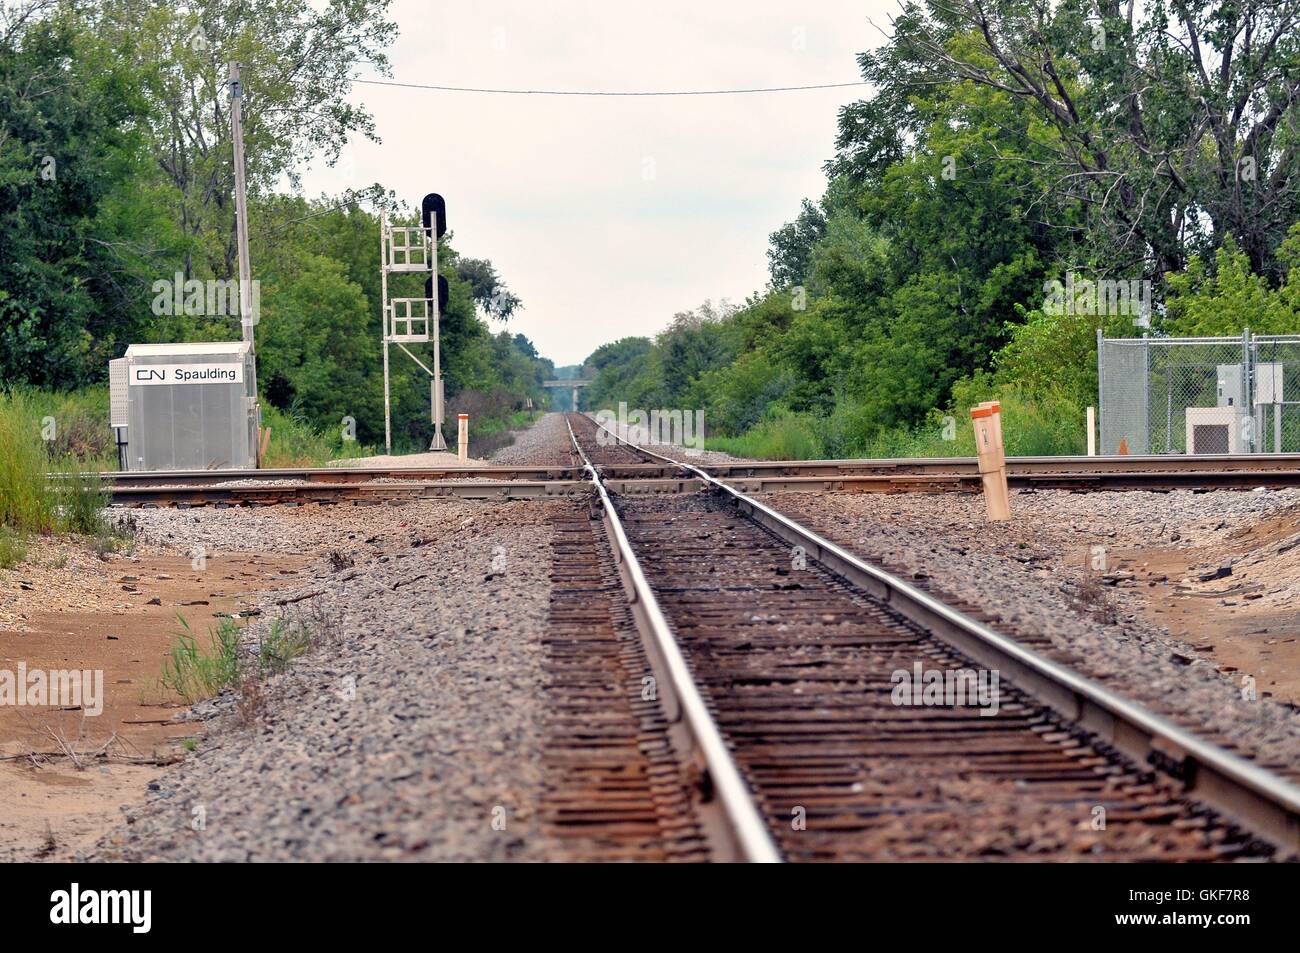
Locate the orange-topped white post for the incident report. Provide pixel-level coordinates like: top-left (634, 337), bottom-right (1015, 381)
top-left (457, 413), bottom-right (469, 462)
top-left (971, 402), bottom-right (1010, 521)
top-left (986, 400), bottom-right (1010, 507)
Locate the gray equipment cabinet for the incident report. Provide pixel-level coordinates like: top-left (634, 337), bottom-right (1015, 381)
top-left (110, 342), bottom-right (258, 470)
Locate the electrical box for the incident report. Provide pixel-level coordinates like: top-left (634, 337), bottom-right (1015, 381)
top-left (111, 342), bottom-right (258, 471)
top-left (1216, 364), bottom-right (1245, 407)
top-left (1254, 363), bottom-right (1285, 405)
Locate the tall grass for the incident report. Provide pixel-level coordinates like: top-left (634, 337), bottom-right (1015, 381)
top-left (159, 617), bottom-right (243, 704)
top-left (51, 466), bottom-right (109, 535)
top-left (158, 616), bottom-right (313, 704)
top-left (0, 390), bottom-right (115, 539)
top-left (0, 391), bottom-right (57, 532)
top-left (705, 386), bottom-right (1086, 461)
top-left (261, 402), bottom-right (373, 467)
top-left (23, 388), bottom-right (115, 468)
top-left (707, 415), bottom-right (825, 460)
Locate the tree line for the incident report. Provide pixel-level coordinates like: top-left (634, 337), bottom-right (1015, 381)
top-left (0, 0), bottom-right (551, 451)
top-left (584, 1), bottom-right (1300, 458)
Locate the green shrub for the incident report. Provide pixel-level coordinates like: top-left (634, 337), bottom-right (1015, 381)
top-left (708, 414), bottom-right (825, 459)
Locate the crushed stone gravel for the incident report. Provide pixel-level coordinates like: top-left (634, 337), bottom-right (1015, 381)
top-left (488, 412), bottom-right (577, 467)
top-left (90, 499), bottom-right (569, 861)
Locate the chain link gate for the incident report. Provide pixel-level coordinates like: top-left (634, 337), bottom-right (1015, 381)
top-left (1098, 331), bottom-right (1300, 455)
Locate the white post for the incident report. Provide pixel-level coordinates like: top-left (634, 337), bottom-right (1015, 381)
top-left (380, 209), bottom-right (392, 454)
top-left (971, 403), bottom-right (1010, 521)
top-left (457, 413), bottom-right (468, 461)
top-left (429, 298), bottom-right (446, 450)
top-left (1086, 406), bottom-right (1096, 456)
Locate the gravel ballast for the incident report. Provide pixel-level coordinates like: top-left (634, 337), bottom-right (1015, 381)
top-left (489, 413), bottom-right (576, 467)
top-left (91, 499), bottom-right (569, 862)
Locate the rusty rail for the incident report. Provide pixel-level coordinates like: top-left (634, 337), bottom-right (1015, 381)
top-left (565, 417), bottom-right (781, 862)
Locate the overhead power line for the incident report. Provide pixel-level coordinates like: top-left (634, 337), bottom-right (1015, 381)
top-left (352, 78), bottom-right (867, 96)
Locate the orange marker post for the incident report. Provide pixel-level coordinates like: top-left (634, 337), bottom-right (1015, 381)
top-left (984, 400), bottom-right (1010, 509)
top-left (970, 403), bottom-right (1010, 521)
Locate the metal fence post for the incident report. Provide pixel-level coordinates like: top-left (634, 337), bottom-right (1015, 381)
top-left (1243, 328), bottom-right (1254, 453)
top-left (1096, 328), bottom-right (1104, 452)
top-left (1143, 337), bottom-right (1151, 452)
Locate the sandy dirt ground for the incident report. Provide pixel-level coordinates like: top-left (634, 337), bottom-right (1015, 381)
top-left (0, 537), bottom-right (305, 861)
top-left (1098, 505), bottom-right (1300, 706)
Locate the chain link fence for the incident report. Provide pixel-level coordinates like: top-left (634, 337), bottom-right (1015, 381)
top-left (1098, 331), bottom-right (1300, 454)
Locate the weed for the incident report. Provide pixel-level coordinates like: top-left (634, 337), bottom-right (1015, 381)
top-left (0, 529), bottom-right (27, 570)
top-left (158, 618), bottom-right (243, 704)
top-left (157, 614), bottom-right (317, 708)
top-left (256, 618), bottom-right (312, 677)
top-left (53, 468), bottom-right (107, 535)
top-left (93, 520), bottom-right (136, 558)
top-left (1074, 575), bottom-right (1120, 626)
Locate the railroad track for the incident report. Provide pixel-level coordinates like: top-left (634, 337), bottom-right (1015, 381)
top-left (94, 453), bottom-right (1300, 507)
top-left (566, 413), bottom-right (1300, 862)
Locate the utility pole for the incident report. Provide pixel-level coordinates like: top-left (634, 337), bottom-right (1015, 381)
top-left (228, 62), bottom-right (254, 356)
top-left (229, 61), bottom-right (259, 468)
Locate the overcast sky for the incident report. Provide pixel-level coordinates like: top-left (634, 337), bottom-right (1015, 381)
top-left (300, 1), bottom-right (890, 367)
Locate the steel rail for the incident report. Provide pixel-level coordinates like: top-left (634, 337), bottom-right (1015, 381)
top-left (97, 467), bottom-right (1300, 506)
top-left (79, 451), bottom-right (1300, 484)
top-left (721, 470), bottom-right (1300, 493)
top-left (585, 414), bottom-right (1300, 857)
top-left (564, 418), bottom-right (781, 863)
top-left (106, 480), bottom-right (592, 507)
top-left (87, 465), bottom-right (597, 485)
top-left (707, 452), bottom-right (1300, 475)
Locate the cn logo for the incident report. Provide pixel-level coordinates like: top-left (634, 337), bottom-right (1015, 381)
top-left (134, 369), bottom-right (165, 382)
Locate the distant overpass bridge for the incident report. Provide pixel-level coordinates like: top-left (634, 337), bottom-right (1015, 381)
top-left (543, 378), bottom-right (593, 411)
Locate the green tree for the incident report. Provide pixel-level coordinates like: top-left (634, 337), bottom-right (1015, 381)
top-left (0, 4), bottom-right (164, 386)
top-left (767, 198), bottom-right (827, 287)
